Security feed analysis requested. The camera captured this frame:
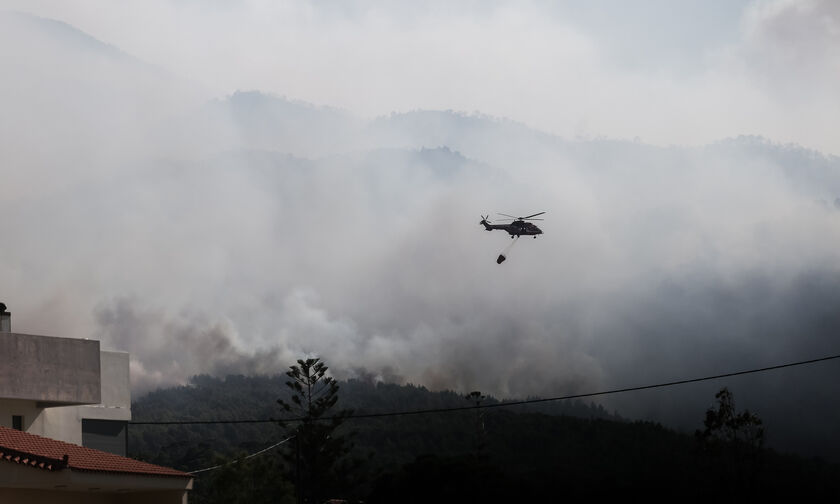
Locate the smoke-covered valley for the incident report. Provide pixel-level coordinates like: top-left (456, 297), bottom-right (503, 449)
top-left (2, 4), bottom-right (840, 461)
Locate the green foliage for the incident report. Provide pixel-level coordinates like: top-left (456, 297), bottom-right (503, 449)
top-left (278, 358), bottom-right (346, 420)
top-left (369, 454), bottom-right (516, 503)
top-left (193, 452), bottom-right (295, 504)
top-left (277, 358), bottom-right (355, 503)
top-left (695, 387), bottom-right (768, 492)
top-left (697, 386), bottom-right (765, 448)
top-left (129, 375), bottom-right (840, 499)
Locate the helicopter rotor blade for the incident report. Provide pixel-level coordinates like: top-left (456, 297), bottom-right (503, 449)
top-left (497, 213), bottom-right (518, 219)
top-left (522, 212), bottom-right (546, 219)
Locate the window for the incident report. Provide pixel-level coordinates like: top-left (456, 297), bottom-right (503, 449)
top-left (12, 415), bottom-right (23, 431)
top-left (82, 419), bottom-right (127, 456)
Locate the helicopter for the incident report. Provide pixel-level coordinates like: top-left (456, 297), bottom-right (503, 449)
top-left (479, 212), bottom-right (545, 238)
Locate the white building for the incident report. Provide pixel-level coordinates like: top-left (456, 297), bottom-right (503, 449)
top-left (0, 304), bottom-right (192, 502)
top-left (0, 306), bottom-right (130, 455)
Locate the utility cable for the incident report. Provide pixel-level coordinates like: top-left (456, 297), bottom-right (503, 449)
top-left (187, 435), bottom-right (295, 474)
top-left (130, 352), bottom-right (840, 426)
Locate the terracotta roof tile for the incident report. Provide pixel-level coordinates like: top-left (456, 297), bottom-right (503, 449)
top-left (0, 426), bottom-right (190, 478)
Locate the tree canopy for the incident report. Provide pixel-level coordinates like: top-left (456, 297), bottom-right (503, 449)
top-left (278, 358), bottom-right (355, 503)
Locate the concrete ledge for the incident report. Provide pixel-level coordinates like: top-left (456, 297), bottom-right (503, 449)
top-left (0, 333), bottom-right (100, 405)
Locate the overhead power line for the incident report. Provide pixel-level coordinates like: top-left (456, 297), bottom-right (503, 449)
top-left (130, 352), bottom-right (840, 426)
top-left (187, 435), bottom-right (295, 474)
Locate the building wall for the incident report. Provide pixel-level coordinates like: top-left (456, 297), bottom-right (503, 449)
top-left (0, 488), bottom-right (187, 504)
top-left (0, 462), bottom-right (191, 503)
top-left (0, 332), bottom-right (101, 405)
top-left (41, 351), bottom-right (131, 448)
top-left (1, 351), bottom-right (131, 450)
top-left (96, 351), bottom-right (131, 411)
top-left (0, 399), bottom-right (42, 432)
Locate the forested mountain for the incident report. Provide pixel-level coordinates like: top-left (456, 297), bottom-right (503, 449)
top-left (129, 373), bottom-right (618, 467)
top-left (129, 374), bottom-right (840, 501)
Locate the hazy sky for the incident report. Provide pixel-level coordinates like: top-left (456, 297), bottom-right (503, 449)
top-left (2, 0), bottom-right (840, 459)
top-left (5, 0), bottom-right (838, 154)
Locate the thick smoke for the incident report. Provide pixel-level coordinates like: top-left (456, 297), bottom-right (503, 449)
top-left (2, 4), bottom-right (840, 460)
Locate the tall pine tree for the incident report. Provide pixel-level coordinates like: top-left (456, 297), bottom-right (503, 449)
top-left (278, 358), bottom-right (353, 503)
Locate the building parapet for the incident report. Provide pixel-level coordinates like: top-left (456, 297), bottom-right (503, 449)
top-left (0, 333), bottom-right (101, 406)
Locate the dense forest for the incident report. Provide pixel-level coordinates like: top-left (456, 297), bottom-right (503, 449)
top-left (129, 367), bottom-right (840, 501)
